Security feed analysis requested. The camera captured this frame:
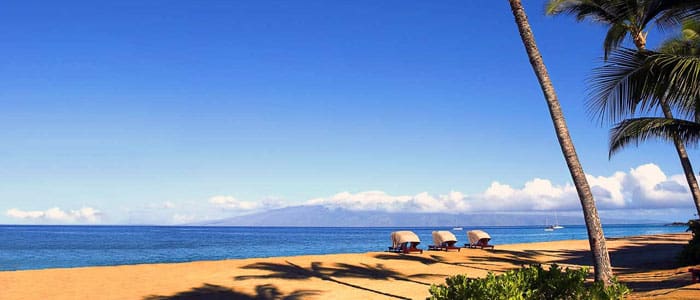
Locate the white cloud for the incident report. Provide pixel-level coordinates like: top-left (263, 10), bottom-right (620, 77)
top-left (305, 190), bottom-right (479, 213)
top-left (209, 195), bottom-right (264, 211)
top-left (623, 163), bottom-right (691, 208)
top-left (42, 163), bottom-right (688, 225)
top-left (146, 201), bottom-right (175, 209)
top-left (481, 179), bottom-right (579, 211)
top-left (172, 213), bottom-right (198, 224)
top-left (306, 163), bottom-right (696, 213)
top-left (586, 171), bottom-right (626, 208)
top-left (6, 207), bottom-right (102, 223)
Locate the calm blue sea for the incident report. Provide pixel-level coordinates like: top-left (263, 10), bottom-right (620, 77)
top-left (0, 224), bottom-right (688, 271)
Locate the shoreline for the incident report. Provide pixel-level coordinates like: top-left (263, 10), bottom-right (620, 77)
top-left (0, 232), bottom-right (684, 273)
top-left (1, 232), bottom-right (698, 299)
top-left (2, 223), bottom-right (688, 272)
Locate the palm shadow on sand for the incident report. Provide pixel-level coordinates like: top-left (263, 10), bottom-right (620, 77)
top-left (234, 260), bottom-right (441, 299)
top-left (143, 283), bottom-right (319, 300)
top-left (428, 235), bottom-right (693, 293)
top-left (374, 250), bottom-right (540, 273)
top-left (145, 235), bottom-right (694, 299)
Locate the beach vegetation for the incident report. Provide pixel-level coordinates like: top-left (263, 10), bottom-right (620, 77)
top-left (509, 0), bottom-right (614, 285)
top-left (679, 219), bottom-right (700, 265)
top-left (427, 264), bottom-right (630, 300)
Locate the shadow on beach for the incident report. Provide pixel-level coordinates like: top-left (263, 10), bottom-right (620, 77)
top-left (460, 234), bottom-right (686, 271)
top-left (233, 260), bottom-right (440, 299)
top-left (144, 283), bottom-right (319, 300)
top-left (143, 260), bottom-right (436, 300)
top-left (374, 248), bottom-right (543, 273)
top-left (376, 234), bottom-right (695, 294)
top-left (372, 253), bottom-right (441, 265)
top-left (144, 234), bottom-right (695, 299)
top-left (550, 234), bottom-right (687, 273)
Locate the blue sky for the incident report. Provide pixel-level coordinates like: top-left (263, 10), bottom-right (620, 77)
top-left (1, 1), bottom-right (697, 224)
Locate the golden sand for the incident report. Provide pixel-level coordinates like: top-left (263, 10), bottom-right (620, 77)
top-left (1, 233), bottom-right (698, 299)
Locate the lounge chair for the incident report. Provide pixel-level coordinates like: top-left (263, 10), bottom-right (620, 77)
top-left (388, 231), bottom-right (423, 254)
top-left (428, 231), bottom-right (460, 251)
top-left (466, 230), bottom-right (494, 249)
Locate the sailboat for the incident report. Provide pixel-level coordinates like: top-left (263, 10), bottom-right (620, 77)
top-left (544, 217), bottom-right (554, 231)
top-left (552, 212), bottom-right (564, 229)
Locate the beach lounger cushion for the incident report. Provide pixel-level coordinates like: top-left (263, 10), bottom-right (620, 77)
top-left (388, 231), bottom-right (423, 254)
top-left (466, 230), bottom-right (494, 249)
top-left (429, 231), bottom-right (460, 251)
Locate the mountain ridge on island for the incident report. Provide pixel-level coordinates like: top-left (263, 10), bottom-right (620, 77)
top-left (191, 205), bottom-right (664, 227)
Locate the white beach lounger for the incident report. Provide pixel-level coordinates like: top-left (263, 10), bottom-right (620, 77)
top-left (466, 230), bottom-right (494, 249)
top-left (388, 231), bottom-right (423, 254)
top-left (429, 231), bottom-right (460, 251)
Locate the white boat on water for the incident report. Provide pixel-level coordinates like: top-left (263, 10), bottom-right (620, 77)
top-left (552, 212), bottom-right (564, 229)
top-left (452, 227), bottom-right (463, 231)
top-left (544, 217), bottom-right (555, 231)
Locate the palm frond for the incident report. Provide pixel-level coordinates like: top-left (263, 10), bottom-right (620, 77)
top-left (649, 52), bottom-right (700, 106)
top-left (659, 19), bottom-right (700, 56)
top-left (683, 19), bottom-right (700, 40)
top-left (695, 97), bottom-right (700, 123)
top-left (588, 48), bottom-right (656, 123)
top-left (545, 0), bottom-right (575, 15)
top-left (589, 49), bottom-right (700, 123)
top-left (603, 23), bottom-right (630, 59)
top-left (641, 0), bottom-right (690, 29)
top-left (654, 1), bottom-right (700, 26)
top-left (545, 0), bottom-right (620, 23)
top-left (609, 117), bottom-right (700, 156)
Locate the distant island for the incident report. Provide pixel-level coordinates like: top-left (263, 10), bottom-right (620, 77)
top-left (191, 205), bottom-right (666, 227)
top-left (665, 221), bottom-right (691, 226)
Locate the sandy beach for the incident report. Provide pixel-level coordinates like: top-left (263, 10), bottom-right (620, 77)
top-left (1, 233), bottom-right (698, 300)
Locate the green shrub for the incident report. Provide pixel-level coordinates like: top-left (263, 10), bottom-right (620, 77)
top-left (427, 264), bottom-right (629, 300)
top-left (679, 219), bottom-right (700, 265)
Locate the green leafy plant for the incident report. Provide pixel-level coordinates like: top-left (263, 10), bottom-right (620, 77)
top-left (679, 219), bottom-right (700, 265)
top-left (428, 264), bottom-right (629, 300)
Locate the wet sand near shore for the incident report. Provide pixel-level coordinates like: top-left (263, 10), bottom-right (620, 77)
top-left (1, 233), bottom-right (697, 299)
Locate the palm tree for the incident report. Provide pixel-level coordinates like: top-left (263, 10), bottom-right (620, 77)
top-left (659, 19), bottom-right (700, 56)
top-left (548, 0), bottom-right (700, 221)
top-left (545, 0), bottom-right (692, 57)
top-left (508, 0), bottom-right (613, 285)
top-left (594, 21), bottom-right (700, 216)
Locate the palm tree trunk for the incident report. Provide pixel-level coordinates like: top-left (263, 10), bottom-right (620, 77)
top-left (660, 103), bottom-right (700, 217)
top-left (508, 0), bottom-right (613, 284)
top-left (632, 30), bottom-right (647, 50)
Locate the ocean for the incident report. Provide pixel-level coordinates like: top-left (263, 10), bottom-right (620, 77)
top-left (0, 224), bottom-right (688, 271)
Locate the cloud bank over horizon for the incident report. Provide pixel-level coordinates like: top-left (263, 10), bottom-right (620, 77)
top-left (5, 163), bottom-right (695, 224)
top-left (5, 207), bottom-right (102, 223)
top-left (306, 163), bottom-right (694, 213)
